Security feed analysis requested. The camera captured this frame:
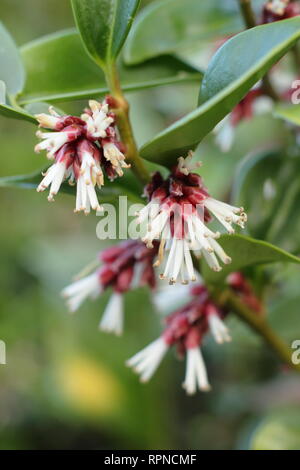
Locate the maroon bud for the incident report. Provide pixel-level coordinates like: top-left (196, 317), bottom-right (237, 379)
top-left (77, 138), bottom-right (101, 163)
top-left (184, 326), bottom-right (202, 350)
top-left (100, 244), bottom-right (125, 263)
top-left (190, 284), bottom-right (208, 297)
top-left (115, 266), bottom-right (134, 293)
top-left (55, 143), bottom-right (76, 166)
top-left (105, 95), bottom-right (119, 109)
top-left (56, 115), bottom-right (86, 130)
top-left (99, 265), bottom-right (116, 287)
top-left (169, 179), bottom-right (184, 197)
top-left (62, 124), bottom-right (84, 142)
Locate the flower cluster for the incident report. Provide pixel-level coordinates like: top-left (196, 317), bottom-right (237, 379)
top-left (137, 154), bottom-right (247, 282)
top-left (35, 99), bottom-right (129, 214)
top-left (62, 240), bottom-right (158, 336)
top-left (262, 0), bottom-right (300, 23)
top-left (127, 284), bottom-right (230, 394)
top-left (127, 274), bottom-right (263, 394)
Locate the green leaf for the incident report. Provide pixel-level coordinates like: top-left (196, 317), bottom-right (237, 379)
top-left (0, 21), bottom-right (25, 95)
top-left (124, 0), bottom-right (242, 65)
top-left (0, 102), bottom-right (36, 123)
top-left (232, 149), bottom-right (300, 251)
top-left (0, 78), bottom-right (36, 123)
top-left (140, 17), bottom-right (300, 166)
top-left (23, 102), bottom-right (66, 116)
top-left (203, 234), bottom-right (300, 283)
top-left (274, 103), bottom-right (300, 125)
top-left (71, 0), bottom-right (140, 68)
top-left (19, 30), bottom-right (202, 104)
top-left (0, 81), bottom-right (6, 104)
top-left (0, 168), bottom-right (143, 204)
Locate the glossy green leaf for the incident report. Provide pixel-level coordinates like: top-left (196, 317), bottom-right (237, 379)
top-left (232, 148), bottom-right (300, 252)
top-left (71, 0), bottom-right (140, 68)
top-left (0, 21), bottom-right (25, 95)
top-left (0, 168), bottom-right (143, 204)
top-left (274, 103), bottom-right (300, 125)
top-left (23, 102), bottom-right (66, 116)
top-left (19, 30), bottom-right (202, 104)
top-left (0, 81), bottom-right (5, 104)
top-left (203, 234), bottom-right (300, 283)
top-left (124, 0), bottom-right (242, 65)
top-left (231, 148), bottom-right (280, 207)
top-left (0, 101), bottom-right (36, 123)
top-left (0, 77), bottom-right (35, 123)
top-left (140, 17), bottom-right (300, 165)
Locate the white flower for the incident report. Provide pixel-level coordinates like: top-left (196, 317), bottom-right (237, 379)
top-left (35, 106), bottom-right (61, 130)
top-left (75, 150), bottom-right (104, 214)
top-left (81, 100), bottom-right (114, 139)
top-left (37, 160), bottom-right (69, 201)
top-left (182, 347), bottom-right (211, 395)
top-left (208, 313), bottom-right (231, 344)
top-left (99, 292), bottom-right (124, 336)
top-left (126, 338), bottom-right (169, 382)
top-left (159, 238), bottom-right (197, 284)
top-left (61, 272), bottom-right (100, 313)
top-left (141, 197), bottom-right (245, 279)
top-left (204, 197), bottom-right (247, 232)
top-left (35, 130), bottom-right (71, 159)
top-left (103, 142), bottom-right (130, 177)
top-left (177, 153), bottom-right (202, 175)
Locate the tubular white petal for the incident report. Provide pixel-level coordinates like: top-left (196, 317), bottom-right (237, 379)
top-left (48, 161), bottom-right (67, 198)
top-left (208, 314), bottom-right (231, 344)
top-left (162, 237), bottom-right (178, 279)
top-left (183, 240), bottom-right (196, 282)
top-left (171, 239), bottom-right (184, 283)
top-left (35, 113), bottom-right (60, 129)
top-left (61, 272), bottom-right (100, 312)
top-left (183, 348), bottom-right (211, 395)
top-left (99, 293), bottom-right (124, 336)
top-left (209, 238), bottom-right (232, 265)
top-left (37, 161), bottom-right (68, 200)
top-left (126, 338), bottom-right (168, 382)
top-left (202, 250), bottom-right (222, 272)
top-left (75, 174), bottom-right (102, 214)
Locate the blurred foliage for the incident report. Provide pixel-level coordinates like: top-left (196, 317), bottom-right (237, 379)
top-left (0, 0), bottom-right (300, 451)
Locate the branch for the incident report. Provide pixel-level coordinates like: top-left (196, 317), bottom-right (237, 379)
top-left (105, 63), bottom-right (150, 184)
top-left (238, 0), bottom-right (280, 101)
top-left (238, 0), bottom-right (256, 28)
top-left (215, 289), bottom-right (300, 373)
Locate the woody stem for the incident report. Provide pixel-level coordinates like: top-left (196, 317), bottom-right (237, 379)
top-left (214, 288), bottom-right (300, 372)
top-left (238, 0), bottom-right (280, 101)
top-left (105, 62), bottom-right (150, 184)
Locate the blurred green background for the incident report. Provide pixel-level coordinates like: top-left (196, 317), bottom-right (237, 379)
top-left (1, 0), bottom-right (300, 450)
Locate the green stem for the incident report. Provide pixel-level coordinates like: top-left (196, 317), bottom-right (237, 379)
top-left (8, 94), bottom-right (26, 113)
top-left (215, 289), bottom-right (300, 373)
top-left (105, 62), bottom-right (150, 184)
top-left (238, 0), bottom-right (256, 28)
top-left (291, 44), bottom-right (300, 75)
top-left (238, 0), bottom-right (280, 101)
